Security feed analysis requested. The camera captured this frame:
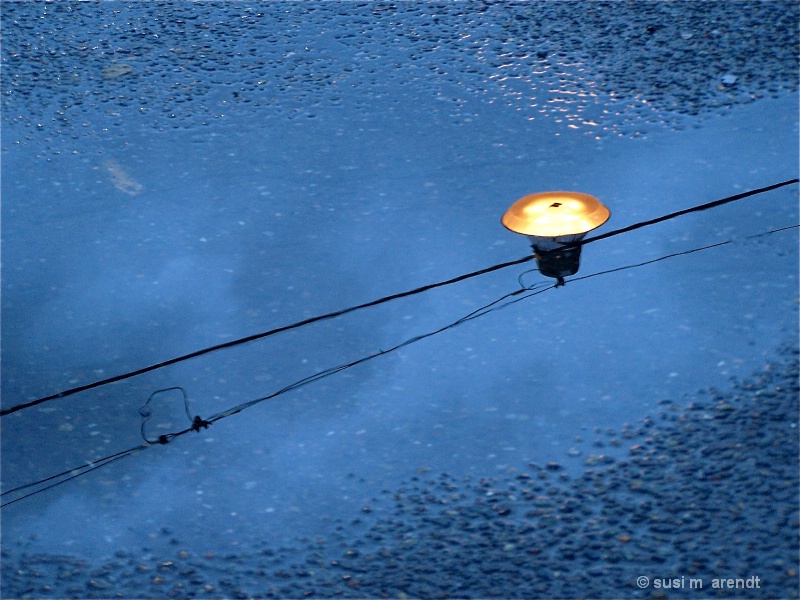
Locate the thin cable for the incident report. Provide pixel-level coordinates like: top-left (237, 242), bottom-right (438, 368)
top-left (201, 281), bottom-right (555, 427)
top-left (2, 178), bottom-right (796, 417)
top-left (2, 282), bottom-right (554, 507)
top-left (575, 223), bottom-right (799, 282)
top-left (2, 223), bottom-right (795, 507)
top-left (1, 445), bottom-right (148, 508)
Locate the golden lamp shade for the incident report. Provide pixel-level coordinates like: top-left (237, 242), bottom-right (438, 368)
top-left (501, 191), bottom-right (610, 238)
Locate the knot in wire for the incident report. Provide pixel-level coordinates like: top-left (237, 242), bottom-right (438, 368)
top-left (191, 415), bottom-right (211, 432)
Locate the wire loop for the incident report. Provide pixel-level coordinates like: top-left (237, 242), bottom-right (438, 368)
top-left (139, 387), bottom-right (209, 445)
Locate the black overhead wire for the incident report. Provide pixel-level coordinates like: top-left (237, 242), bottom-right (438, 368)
top-left (575, 178), bottom-right (799, 248)
top-left (2, 221), bottom-right (797, 508)
top-left (0, 255), bottom-right (536, 417)
top-left (1, 177), bottom-right (797, 418)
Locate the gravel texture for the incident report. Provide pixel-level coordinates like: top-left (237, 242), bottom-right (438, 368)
top-left (1, 1), bottom-right (798, 148)
top-left (2, 344), bottom-right (797, 598)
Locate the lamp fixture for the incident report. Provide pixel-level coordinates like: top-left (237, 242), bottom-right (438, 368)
top-left (502, 191), bottom-right (610, 285)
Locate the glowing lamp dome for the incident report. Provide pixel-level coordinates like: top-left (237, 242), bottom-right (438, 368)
top-left (501, 191), bottom-right (611, 285)
top-left (501, 191), bottom-right (610, 237)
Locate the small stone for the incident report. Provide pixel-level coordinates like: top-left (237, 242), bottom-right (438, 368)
top-left (103, 64), bottom-right (133, 79)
